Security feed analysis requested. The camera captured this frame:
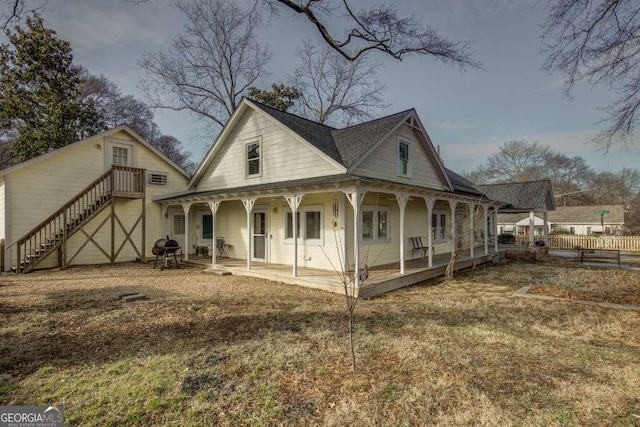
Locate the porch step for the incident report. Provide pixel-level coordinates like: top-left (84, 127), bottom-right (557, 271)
top-left (119, 293), bottom-right (148, 303)
top-left (204, 268), bottom-right (232, 276)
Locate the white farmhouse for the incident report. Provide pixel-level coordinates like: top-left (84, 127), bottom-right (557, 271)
top-left (1, 99), bottom-right (512, 296)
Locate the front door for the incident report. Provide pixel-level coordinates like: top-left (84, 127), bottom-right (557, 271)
top-left (170, 212), bottom-right (186, 250)
top-left (252, 209), bottom-right (268, 262)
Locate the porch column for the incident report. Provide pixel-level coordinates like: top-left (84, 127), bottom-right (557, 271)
top-left (543, 211), bottom-right (549, 246)
top-left (448, 200), bottom-right (458, 255)
top-left (345, 190), bottom-right (366, 287)
top-left (242, 198), bottom-right (256, 270)
top-left (529, 211), bottom-right (535, 246)
top-left (161, 204), bottom-right (167, 237)
top-left (285, 194), bottom-right (304, 277)
top-left (424, 197), bottom-right (435, 268)
top-left (468, 202), bottom-right (475, 258)
top-left (181, 203), bottom-right (192, 260)
top-left (483, 204), bottom-right (489, 255)
top-left (208, 201), bottom-right (220, 266)
top-left (494, 207), bottom-right (499, 252)
top-left (396, 193), bottom-right (410, 274)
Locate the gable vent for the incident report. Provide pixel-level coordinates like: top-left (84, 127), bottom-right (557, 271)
top-left (149, 173), bottom-right (168, 185)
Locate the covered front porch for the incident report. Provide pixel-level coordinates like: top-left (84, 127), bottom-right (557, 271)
top-left (154, 175), bottom-right (502, 296)
top-left (185, 248), bottom-right (501, 298)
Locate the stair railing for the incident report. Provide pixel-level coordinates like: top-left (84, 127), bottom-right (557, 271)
top-left (8, 166), bottom-right (145, 272)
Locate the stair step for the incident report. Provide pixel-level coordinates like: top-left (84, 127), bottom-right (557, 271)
top-left (15, 184), bottom-right (113, 273)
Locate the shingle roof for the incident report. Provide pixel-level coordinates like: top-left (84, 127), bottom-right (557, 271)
top-left (478, 180), bottom-right (555, 211)
top-left (497, 213), bottom-right (530, 223)
top-left (549, 205), bottom-right (624, 223)
top-left (331, 110), bottom-right (413, 168)
top-left (445, 168), bottom-right (485, 197)
top-left (244, 99), bottom-right (472, 196)
top-left (155, 174), bottom-right (358, 202)
top-left (249, 101), bottom-right (343, 164)
top-left (250, 100), bottom-right (416, 170)
top-left (498, 205), bottom-right (625, 224)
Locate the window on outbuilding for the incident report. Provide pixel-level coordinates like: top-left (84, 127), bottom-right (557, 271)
top-left (112, 146), bottom-right (129, 166)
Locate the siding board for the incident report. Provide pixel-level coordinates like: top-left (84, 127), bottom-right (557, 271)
top-left (352, 124), bottom-right (446, 190)
top-left (196, 109), bottom-right (342, 192)
top-left (6, 131), bottom-right (189, 269)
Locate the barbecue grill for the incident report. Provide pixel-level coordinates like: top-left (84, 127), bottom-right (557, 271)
top-left (153, 236), bottom-right (181, 270)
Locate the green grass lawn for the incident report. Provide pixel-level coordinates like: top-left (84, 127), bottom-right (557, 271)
top-left (1, 259), bottom-right (639, 426)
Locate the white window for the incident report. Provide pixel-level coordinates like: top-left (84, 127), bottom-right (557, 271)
top-left (246, 140), bottom-right (261, 177)
top-left (431, 210), bottom-right (448, 243)
top-left (285, 211), bottom-right (300, 239)
top-left (173, 214), bottom-right (185, 235)
top-left (305, 211), bottom-right (321, 240)
top-left (148, 172), bottom-right (168, 185)
top-left (398, 140), bottom-right (410, 176)
top-left (112, 146), bottom-right (129, 166)
top-left (361, 206), bottom-right (390, 242)
top-left (284, 205), bottom-right (323, 245)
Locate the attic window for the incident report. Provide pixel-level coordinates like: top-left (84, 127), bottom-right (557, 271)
top-left (398, 140), bottom-right (410, 177)
top-left (112, 146), bottom-right (129, 166)
top-left (148, 173), bottom-right (168, 185)
top-left (246, 140), bottom-right (261, 178)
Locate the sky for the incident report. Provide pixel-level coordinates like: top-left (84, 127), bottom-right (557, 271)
top-left (8, 0), bottom-right (640, 174)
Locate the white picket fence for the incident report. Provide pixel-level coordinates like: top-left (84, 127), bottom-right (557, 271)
top-left (514, 235), bottom-right (640, 252)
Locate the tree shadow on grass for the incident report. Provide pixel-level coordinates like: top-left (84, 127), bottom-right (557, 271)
top-left (2, 283), bottom-right (636, 387)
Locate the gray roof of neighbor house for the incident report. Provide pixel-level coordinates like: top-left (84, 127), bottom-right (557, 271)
top-left (478, 180), bottom-right (555, 212)
top-left (497, 204), bottom-right (624, 224)
top-left (549, 204), bottom-right (624, 223)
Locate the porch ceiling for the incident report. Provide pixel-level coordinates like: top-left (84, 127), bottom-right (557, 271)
top-left (153, 174), bottom-right (499, 206)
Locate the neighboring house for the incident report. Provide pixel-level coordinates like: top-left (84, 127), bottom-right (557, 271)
top-left (154, 98), bottom-right (501, 293)
top-left (0, 126), bottom-right (190, 272)
top-left (498, 205), bottom-right (625, 236)
top-left (478, 180), bottom-right (556, 246)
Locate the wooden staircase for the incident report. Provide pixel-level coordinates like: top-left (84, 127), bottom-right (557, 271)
top-left (11, 166), bottom-right (145, 273)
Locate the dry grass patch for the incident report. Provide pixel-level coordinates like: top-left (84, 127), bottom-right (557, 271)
top-left (1, 261), bottom-right (639, 426)
top-left (526, 257), bottom-right (640, 305)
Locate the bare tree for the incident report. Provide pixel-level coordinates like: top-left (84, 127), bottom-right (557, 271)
top-left (1, 0), bottom-right (34, 29)
top-left (139, 0), bottom-right (272, 129)
top-left (319, 201), bottom-right (364, 374)
top-left (79, 68), bottom-right (196, 173)
top-left (121, 0), bottom-right (479, 66)
top-left (79, 69), bottom-right (155, 135)
top-left (290, 40), bottom-right (388, 126)
top-left (268, 0), bottom-right (479, 67)
top-left (543, 0), bottom-right (640, 147)
top-left (478, 140), bottom-right (553, 183)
